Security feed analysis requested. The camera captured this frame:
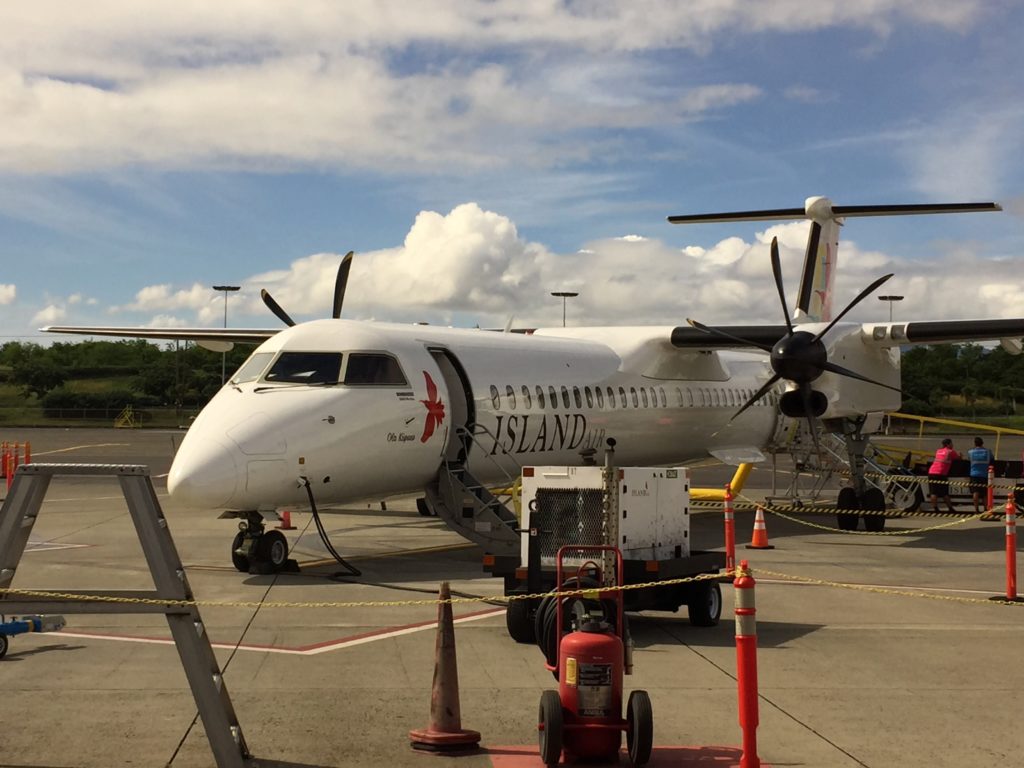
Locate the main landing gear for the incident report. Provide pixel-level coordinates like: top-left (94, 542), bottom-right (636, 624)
top-left (227, 511), bottom-right (296, 574)
top-left (835, 417), bottom-right (887, 532)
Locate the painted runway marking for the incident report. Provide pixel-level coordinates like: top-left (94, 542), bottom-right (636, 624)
top-left (52, 607), bottom-right (503, 655)
top-left (26, 540), bottom-right (91, 553)
top-left (32, 443), bottom-right (130, 456)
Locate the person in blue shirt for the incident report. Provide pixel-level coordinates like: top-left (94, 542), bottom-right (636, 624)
top-left (967, 436), bottom-right (994, 514)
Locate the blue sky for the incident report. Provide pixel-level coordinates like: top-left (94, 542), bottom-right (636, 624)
top-left (1, 1), bottom-right (1022, 340)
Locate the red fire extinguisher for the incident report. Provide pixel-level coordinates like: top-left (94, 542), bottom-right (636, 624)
top-left (537, 545), bottom-right (653, 766)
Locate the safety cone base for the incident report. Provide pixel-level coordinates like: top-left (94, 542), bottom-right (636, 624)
top-left (745, 542), bottom-right (774, 549)
top-left (409, 725), bottom-right (481, 752)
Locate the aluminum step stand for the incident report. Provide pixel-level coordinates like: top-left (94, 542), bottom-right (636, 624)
top-left (0, 463), bottom-right (251, 768)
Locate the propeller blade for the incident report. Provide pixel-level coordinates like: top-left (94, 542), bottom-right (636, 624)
top-left (261, 289), bottom-right (296, 327)
top-left (332, 251), bottom-right (354, 319)
top-left (770, 237), bottom-right (794, 333)
top-left (820, 360), bottom-right (906, 395)
top-left (686, 319), bottom-right (773, 352)
top-left (729, 373), bottom-right (782, 423)
top-left (812, 272), bottom-right (893, 343)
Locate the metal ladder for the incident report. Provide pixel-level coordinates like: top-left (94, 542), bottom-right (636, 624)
top-left (0, 464), bottom-right (251, 768)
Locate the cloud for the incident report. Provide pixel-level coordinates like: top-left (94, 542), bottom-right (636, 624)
top-left (0, 1), bottom-right (991, 175)
top-left (31, 304), bottom-right (66, 326)
top-left (108, 202), bottom-right (1021, 330)
top-left (0, 284), bottom-right (14, 304)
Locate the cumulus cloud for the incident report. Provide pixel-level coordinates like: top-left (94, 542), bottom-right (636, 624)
top-left (110, 202), bottom-right (1023, 330)
top-left (0, 284), bottom-right (14, 304)
top-left (0, 1), bottom-right (991, 175)
top-left (31, 304), bottom-right (66, 326)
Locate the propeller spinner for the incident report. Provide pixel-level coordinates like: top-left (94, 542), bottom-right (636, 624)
top-left (261, 251), bottom-right (354, 326)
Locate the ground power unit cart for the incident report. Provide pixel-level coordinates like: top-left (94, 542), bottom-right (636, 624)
top-left (484, 461), bottom-right (727, 643)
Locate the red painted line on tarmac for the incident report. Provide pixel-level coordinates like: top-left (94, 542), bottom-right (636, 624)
top-left (485, 745), bottom-right (765, 767)
top-left (53, 606), bottom-right (503, 656)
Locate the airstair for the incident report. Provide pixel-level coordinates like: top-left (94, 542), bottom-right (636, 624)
top-left (423, 424), bottom-right (522, 554)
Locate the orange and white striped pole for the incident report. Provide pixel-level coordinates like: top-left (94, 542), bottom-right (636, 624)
top-left (1005, 495), bottom-right (1017, 601)
top-left (724, 483), bottom-right (736, 572)
top-left (986, 465), bottom-right (995, 512)
top-left (23, 440), bottom-right (31, 465)
top-left (734, 559), bottom-right (760, 768)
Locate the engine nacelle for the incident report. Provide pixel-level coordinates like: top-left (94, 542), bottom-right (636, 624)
top-left (780, 389), bottom-right (827, 417)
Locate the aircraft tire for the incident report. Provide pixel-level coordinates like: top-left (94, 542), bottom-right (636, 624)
top-left (687, 581), bottom-right (722, 627)
top-left (230, 531), bottom-right (250, 572)
top-left (257, 530), bottom-right (289, 571)
top-left (0, 634), bottom-right (8, 659)
top-left (416, 497), bottom-right (433, 517)
top-left (505, 598), bottom-right (536, 644)
top-left (837, 487), bottom-right (860, 531)
top-left (861, 488), bottom-right (886, 532)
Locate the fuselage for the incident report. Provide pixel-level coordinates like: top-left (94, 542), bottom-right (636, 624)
top-left (167, 319), bottom-right (782, 510)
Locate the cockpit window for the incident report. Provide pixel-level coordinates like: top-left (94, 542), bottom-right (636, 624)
top-left (343, 353), bottom-right (408, 386)
top-left (231, 352), bottom-right (274, 384)
top-left (265, 352), bottom-right (343, 384)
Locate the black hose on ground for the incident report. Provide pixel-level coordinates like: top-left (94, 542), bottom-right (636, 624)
top-left (300, 477), bottom-right (362, 577)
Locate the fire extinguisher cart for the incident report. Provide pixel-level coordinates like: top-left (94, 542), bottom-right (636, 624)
top-left (537, 545), bottom-right (653, 767)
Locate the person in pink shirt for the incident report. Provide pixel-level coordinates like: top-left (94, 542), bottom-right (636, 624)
top-left (927, 438), bottom-right (960, 512)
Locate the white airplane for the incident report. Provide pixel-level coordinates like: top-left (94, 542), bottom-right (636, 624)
top-left (45, 197), bottom-right (1024, 571)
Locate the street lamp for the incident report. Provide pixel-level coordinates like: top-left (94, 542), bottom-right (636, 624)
top-left (550, 291), bottom-right (579, 327)
top-left (212, 285), bottom-right (241, 385)
top-left (878, 294), bottom-right (904, 323)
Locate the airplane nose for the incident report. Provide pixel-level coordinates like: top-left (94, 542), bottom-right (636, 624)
top-left (167, 436), bottom-right (240, 508)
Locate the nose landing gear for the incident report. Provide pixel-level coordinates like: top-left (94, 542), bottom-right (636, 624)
top-left (226, 511), bottom-right (297, 574)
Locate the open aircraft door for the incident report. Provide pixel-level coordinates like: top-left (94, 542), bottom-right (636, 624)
top-left (427, 347), bottom-right (476, 464)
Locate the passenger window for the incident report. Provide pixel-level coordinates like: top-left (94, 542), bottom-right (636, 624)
top-left (675, 387), bottom-right (684, 407)
top-left (630, 387), bottom-right (639, 408)
top-left (233, 351), bottom-right (274, 384)
top-left (266, 352), bottom-right (343, 384)
top-left (506, 384), bottom-right (516, 410)
top-left (595, 387), bottom-right (604, 408)
top-left (521, 385), bottom-right (532, 409)
top-left (686, 388), bottom-right (694, 407)
top-left (549, 386), bottom-right (558, 409)
top-left (490, 385), bottom-right (500, 410)
top-left (618, 387), bottom-right (627, 408)
top-left (343, 353), bottom-right (407, 385)
top-left (536, 385), bottom-right (546, 409)
top-left (561, 386), bottom-right (570, 409)
top-left (640, 388), bottom-right (649, 407)
top-left (607, 386), bottom-right (615, 407)
top-left (659, 388), bottom-right (667, 408)
top-left (573, 386), bottom-right (582, 408)
top-left (585, 386), bottom-right (594, 408)
top-left (712, 389), bottom-right (721, 407)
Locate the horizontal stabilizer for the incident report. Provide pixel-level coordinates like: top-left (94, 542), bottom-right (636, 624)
top-left (668, 201), bottom-right (1001, 224)
top-left (42, 325), bottom-right (278, 343)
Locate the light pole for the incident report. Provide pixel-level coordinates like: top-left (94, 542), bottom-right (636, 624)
top-left (878, 294), bottom-right (904, 323)
top-left (212, 285), bottom-right (240, 385)
top-left (550, 291), bottom-right (579, 327)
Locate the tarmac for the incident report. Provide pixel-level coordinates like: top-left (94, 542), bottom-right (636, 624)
top-left (1, 427), bottom-right (1022, 768)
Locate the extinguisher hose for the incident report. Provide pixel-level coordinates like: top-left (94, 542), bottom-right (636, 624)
top-left (535, 576), bottom-right (620, 675)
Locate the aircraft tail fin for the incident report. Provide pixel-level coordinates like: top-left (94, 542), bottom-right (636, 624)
top-left (668, 198), bottom-right (1001, 323)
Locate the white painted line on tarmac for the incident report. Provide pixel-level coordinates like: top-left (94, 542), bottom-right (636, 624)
top-left (760, 578), bottom-right (1001, 596)
top-left (32, 443), bottom-right (130, 456)
top-left (52, 607), bottom-right (503, 656)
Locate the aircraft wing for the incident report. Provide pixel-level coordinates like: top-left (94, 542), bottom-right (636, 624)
top-left (42, 325), bottom-right (278, 343)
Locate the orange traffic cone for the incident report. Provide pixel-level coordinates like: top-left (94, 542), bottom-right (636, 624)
top-left (746, 506), bottom-right (775, 550)
top-left (409, 581), bottom-right (481, 752)
top-left (276, 509), bottom-right (296, 530)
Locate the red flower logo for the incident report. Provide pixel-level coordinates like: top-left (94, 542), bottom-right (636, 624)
top-left (420, 371), bottom-right (446, 443)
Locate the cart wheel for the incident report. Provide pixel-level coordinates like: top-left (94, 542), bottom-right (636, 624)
top-left (626, 690), bottom-right (653, 766)
top-left (687, 581), bottom-right (722, 627)
top-left (538, 690), bottom-right (563, 767)
top-left (0, 634), bottom-right (8, 660)
top-left (506, 598), bottom-right (536, 644)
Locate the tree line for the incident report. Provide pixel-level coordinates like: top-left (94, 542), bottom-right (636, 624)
top-left (1, 339), bottom-right (1023, 418)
